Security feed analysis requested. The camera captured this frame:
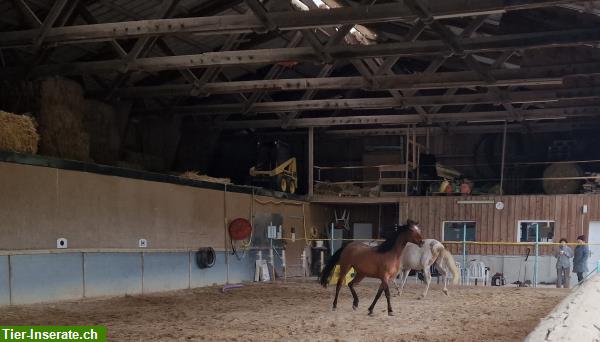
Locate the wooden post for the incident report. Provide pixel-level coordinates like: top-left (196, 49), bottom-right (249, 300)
top-left (397, 201), bottom-right (402, 225)
top-left (308, 127), bottom-right (314, 197)
top-left (426, 127), bottom-right (430, 153)
top-left (405, 125), bottom-right (410, 196)
top-left (378, 204), bottom-right (382, 238)
top-left (500, 120), bottom-right (507, 195)
top-left (411, 125), bottom-right (417, 165)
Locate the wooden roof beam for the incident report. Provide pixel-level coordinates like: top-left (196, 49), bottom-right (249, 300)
top-left (0, 0), bottom-right (582, 48)
top-left (216, 105), bottom-right (600, 129)
top-left (110, 62), bottom-right (600, 97)
top-left (144, 87), bottom-right (600, 115)
top-left (6, 27), bottom-right (600, 77)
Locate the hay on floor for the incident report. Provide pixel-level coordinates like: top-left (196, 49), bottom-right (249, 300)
top-left (0, 110), bottom-right (39, 154)
top-left (179, 171), bottom-right (231, 184)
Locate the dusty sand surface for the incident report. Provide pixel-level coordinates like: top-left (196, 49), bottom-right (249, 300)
top-left (0, 281), bottom-right (567, 342)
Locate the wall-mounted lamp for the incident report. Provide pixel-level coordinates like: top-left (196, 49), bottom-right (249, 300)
top-left (456, 200), bottom-right (495, 205)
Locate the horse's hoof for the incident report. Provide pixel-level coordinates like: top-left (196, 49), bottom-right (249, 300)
top-left (368, 311), bottom-right (374, 317)
top-left (443, 289), bottom-right (449, 296)
top-left (388, 312), bottom-right (395, 316)
top-left (418, 296), bottom-right (424, 300)
top-left (352, 305), bottom-right (358, 311)
top-left (332, 307), bottom-right (337, 312)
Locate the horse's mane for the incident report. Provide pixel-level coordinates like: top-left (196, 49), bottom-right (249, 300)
top-left (376, 220), bottom-right (418, 253)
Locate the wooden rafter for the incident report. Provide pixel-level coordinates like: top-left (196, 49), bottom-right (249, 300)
top-left (0, 0), bottom-right (581, 48)
top-left (109, 62), bottom-right (600, 98)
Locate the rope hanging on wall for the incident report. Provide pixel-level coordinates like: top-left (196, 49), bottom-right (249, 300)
top-left (196, 247), bottom-right (216, 269)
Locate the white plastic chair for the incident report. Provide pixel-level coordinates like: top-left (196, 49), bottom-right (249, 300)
top-left (466, 261), bottom-right (489, 286)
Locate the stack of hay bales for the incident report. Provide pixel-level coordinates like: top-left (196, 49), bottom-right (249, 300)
top-left (0, 110), bottom-right (39, 154)
top-left (37, 77), bottom-right (90, 161)
top-left (543, 162), bottom-right (583, 194)
top-left (83, 99), bottom-right (120, 164)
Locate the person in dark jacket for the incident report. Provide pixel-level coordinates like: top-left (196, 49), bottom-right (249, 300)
top-left (555, 238), bottom-right (573, 288)
top-left (573, 235), bottom-right (590, 283)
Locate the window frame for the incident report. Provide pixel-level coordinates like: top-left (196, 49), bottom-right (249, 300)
top-left (441, 220), bottom-right (477, 242)
top-left (517, 220), bottom-right (555, 243)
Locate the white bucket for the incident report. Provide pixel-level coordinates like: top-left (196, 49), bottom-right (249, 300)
top-left (316, 240), bottom-right (324, 248)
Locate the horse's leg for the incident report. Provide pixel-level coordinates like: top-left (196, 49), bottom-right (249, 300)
top-left (398, 270), bottom-right (410, 296)
top-left (348, 272), bottom-right (365, 310)
top-left (367, 284), bottom-right (384, 316)
top-left (382, 279), bottom-right (394, 316)
top-left (420, 267), bottom-right (431, 299)
top-left (435, 258), bottom-right (450, 296)
top-left (332, 264), bottom-right (350, 311)
top-left (391, 275), bottom-right (399, 296)
top-left (439, 262), bottom-right (449, 295)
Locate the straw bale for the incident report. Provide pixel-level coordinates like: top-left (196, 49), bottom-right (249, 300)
top-left (543, 163), bottom-right (583, 195)
top-left (37, 77), bottom-right (90, 161)
top-left (84, 99), bottom-right (120, 164)
top-left (179, 171), bottom-right (231, 184)
top-left (0, 110), bottom-right (39, 154)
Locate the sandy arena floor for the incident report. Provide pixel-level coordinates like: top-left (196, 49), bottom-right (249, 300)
top-left (0, 281), bottom-right (567, 341)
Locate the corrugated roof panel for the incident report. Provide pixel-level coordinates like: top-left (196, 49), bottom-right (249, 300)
top-left (87, 2), bottom-right (131, 23)
top-left (47, 44), bottom-right (103, 63)
top-left (0, 0), bottom-right (32, 28)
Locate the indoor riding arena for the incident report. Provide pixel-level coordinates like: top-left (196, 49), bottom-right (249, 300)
top-left (2, 1), bottom-right (600, 341)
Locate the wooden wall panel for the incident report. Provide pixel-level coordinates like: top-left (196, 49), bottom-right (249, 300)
top-left (368, 194), bottom-right (600, 255)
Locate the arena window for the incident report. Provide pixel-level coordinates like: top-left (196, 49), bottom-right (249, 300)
top-left (442, 221), bottom-right (476, 241)
top-left (518, 220), bottom-right (555, 242)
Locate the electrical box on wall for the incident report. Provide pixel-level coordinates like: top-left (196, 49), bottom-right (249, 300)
top-left (267, 222), bottom-right (277, 239)
top-left (583, 205), bottom-right (588, 214)
top-left (138, 239), bottom-right (148, 248)
top-left (56, 238), bottom-right (68, 249)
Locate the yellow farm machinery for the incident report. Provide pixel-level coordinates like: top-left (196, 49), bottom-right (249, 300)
top-left (249, 140), bottom-right (298, 194)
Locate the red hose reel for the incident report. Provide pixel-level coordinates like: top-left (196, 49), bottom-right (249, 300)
top-left (228, 218), bottom-right (252, 241)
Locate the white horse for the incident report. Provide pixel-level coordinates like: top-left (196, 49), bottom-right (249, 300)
top-left (393, 239), bottom-right (460, 299)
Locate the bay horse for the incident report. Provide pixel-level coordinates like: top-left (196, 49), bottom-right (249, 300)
top-left (319, 220), bottom-right (424, 316)
top-left (393, 239), bottom-right (460, 298)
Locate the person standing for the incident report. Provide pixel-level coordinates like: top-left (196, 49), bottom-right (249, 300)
top-left (573, 235), bottom-right (590, 283)
top-left (555, 238), bottom-right (573, 288)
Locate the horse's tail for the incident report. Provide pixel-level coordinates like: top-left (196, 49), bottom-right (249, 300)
top-left (441, 249), bottom-right (460, 285)
top-left (319, 245), bottom-right (346, 288)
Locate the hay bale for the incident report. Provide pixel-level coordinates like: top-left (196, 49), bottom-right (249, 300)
top-left (83, 99), bottom-right (120, 164)
top-left (543, 163), bottom-right (583, 195)
top-left (37, 77), bottom-right (90, 161)
top-left (0, 110), bottom-right (39, 154)
top-left (179, 171), bottom-right (231, 184)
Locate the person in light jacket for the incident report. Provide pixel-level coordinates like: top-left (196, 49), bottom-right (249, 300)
top-left (555, 238), bottom-right (573, 288)
top-left (573, 235), bottom-right (590, 283)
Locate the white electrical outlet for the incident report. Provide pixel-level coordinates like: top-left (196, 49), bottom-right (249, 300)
top-left (57, 238), bottom-right (68, 249)
top-left (138, 239), bottom-right (148, 248)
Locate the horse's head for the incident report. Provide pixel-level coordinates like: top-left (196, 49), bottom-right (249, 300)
top-left (406, 219), bottom-right (424, 246)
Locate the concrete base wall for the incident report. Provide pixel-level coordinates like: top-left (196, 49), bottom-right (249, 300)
top-left (0, 256), bottom-right (9, 305)
top-left (84, 253), bottom-right (142, 297)
top-left (0, 250), bottom-right (264, 306)
top-left (11, 253), bottom-right (84, 305)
